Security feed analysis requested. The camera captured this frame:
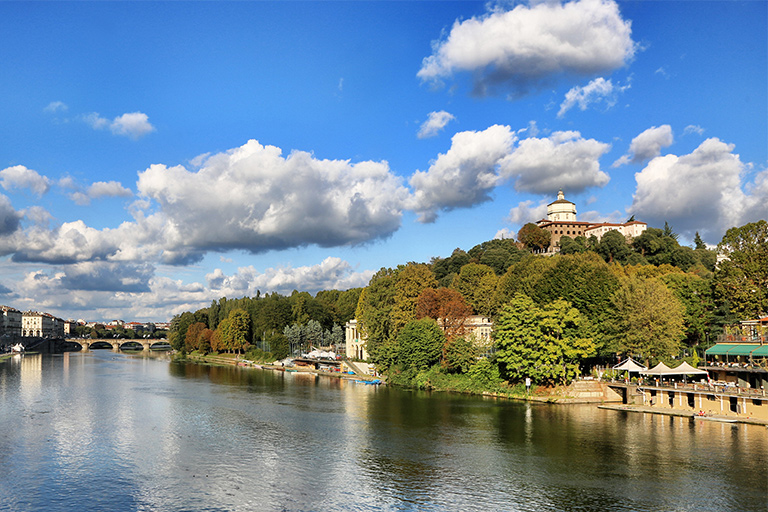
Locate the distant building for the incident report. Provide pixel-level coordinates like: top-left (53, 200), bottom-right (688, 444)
top-left (22, 311), bottom-right (65, 338)
top-left (536, 190), bottom-right (647, 253)
top-left (345, 319), bottom-right (368, 361)
top-left (1, 306), bottom-right (22, 338)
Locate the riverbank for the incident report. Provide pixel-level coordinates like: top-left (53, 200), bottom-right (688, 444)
top-left (176, 352), bottom-right (625, 404)
top-left (178, 352), bottom-right (383, 383)
top-left (598, 403), bottom-right (768, 427)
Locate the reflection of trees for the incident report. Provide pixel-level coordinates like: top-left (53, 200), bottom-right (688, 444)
top-left (492, 403), bottom-right (768, 511)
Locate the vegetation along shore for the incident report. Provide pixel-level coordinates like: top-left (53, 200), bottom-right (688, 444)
top-left (168, 219), bottom-right (767, 400)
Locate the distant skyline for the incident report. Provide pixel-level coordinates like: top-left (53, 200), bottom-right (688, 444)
top-left (0, 1), bottom-right (765, 322)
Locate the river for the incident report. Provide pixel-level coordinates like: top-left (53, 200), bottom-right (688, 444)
top-left (0, 351), bottom-right (766, 511)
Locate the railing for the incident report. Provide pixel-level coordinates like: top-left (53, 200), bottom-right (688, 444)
top-left (637, 380), bottom-right (768, 398)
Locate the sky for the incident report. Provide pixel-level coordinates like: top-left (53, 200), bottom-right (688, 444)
top-left (0, 0), bottom-right (766, 323)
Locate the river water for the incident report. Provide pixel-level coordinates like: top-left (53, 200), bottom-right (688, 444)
top-left (0, 351), bottom-right (766, 512)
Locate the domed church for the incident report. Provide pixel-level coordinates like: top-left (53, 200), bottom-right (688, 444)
top-left (536, 190), bottom-right (647, 253)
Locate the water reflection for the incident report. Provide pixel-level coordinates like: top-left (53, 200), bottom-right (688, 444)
top-left (1, 352), bottom-right (767, 512)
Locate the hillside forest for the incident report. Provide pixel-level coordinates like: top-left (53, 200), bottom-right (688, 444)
top-left (169, 220), bottom-right (768, 391)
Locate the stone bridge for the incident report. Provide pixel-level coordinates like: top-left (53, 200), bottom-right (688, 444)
top-left (67, 338), bottom-right (171, 351)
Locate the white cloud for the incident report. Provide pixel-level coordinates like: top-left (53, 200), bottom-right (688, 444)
top-left (110, 112), bottom-right (155, 139)
top-left (501, 131), bottom-right (611, 194)
top-left (612, 125), bottom-right (674, 167)
top-left (494, 228), bottom-right (516, 240)
top-left (206, 257), bottom-right (373, 296)
top-left (82, 111), bottom-right (155, 139)
top-left (418, 0), bottom-right (636, 97)
top-left (684, 124), bottom-right (705, 136)
top-left (136, 139), bottom-right (411, 260)
top-left (68, 181), bottom-right (133, 206)
top-left (558, 77), bottom-right (629, 117)
top-left (629, 137), bottom-right (766, 243)
top-left (409, 127), bottom-right (611, 222)
top-left (409, 125), bottom-right (516, 222)
top-left (507, 199), bottom-right (548, 225)
top-left (44, 101), bottom-right (68, 113)
top-left (0, 165), bottom-right (52, 196)
top-left (417, 110), bottom-right (456, 139)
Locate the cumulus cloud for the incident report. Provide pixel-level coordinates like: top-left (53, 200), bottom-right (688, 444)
top-left (612, 125), bottom-right (674, 167)
top-left (418, 0), bottom-right (636, 97)
top-left (206, 257), bottom-right (373, 297)
top-left (0, 195), bottom-right (22, 236)
top-left (558, 77), bottom-right (629, 117)
top-left (507, 199), bottom-right (548, 225)
top-left (494, 228), bottom-right (516, 240)
top-left (628, 137), bottom-right (766, 242)
top-left (0, 165), bottom-right (52, 196)
top-left (501, 131), bottom-right (611, 193)
top-left (136, 139), bottom-right (411, 260)
top-left (68, 180), bottom-right (133, 206)
top-left (59, 261), bottom-right (154, 293)
top-left (417, 110), bottom-right (456, 139)
top-left (110, 112), bottom-right (155, 139)
top-left (409, 127), bottom-right (610, 222)
top-left (11, 268), bottom-right (213, 322)
top-left (10, 220), bottom-right (126, 264)
top-left (82, 111), bottom-right (155, 139)
top-left (409, 125), bottom-right (516, 222)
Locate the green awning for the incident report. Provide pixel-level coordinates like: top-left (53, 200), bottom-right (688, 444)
top-left (705, 344), bottom-right (737, 355)
top-left (750, 345), bottom-right (768, 357)
top-left (725, 344), bottom-right (760, 356)
top-left (705, 344), bottom-right (762, 356)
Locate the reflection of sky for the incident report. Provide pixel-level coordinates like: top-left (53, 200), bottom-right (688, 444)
top-left (1, 354), bottom-right (767, 511)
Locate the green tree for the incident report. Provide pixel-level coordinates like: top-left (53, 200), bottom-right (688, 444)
top-left (714, 220), bottom-right (768, 319)
top-left (390, 263), bottom-right (437, 335)
top-left (660, 272), bottom-right (714, 345)
top-left (694, 231), bottom-right (706, 250)
top-left (396, 318), bottom-right (445, 371)
top-left (596, 230), bottom-right (631, 264)
top-left (605, 276), bottom-right (685, 362)
top-left (494, 294), bottom-right (595, 386)
top-left (226, 308), bottom-right (251, 353)
top-left (442, 336), bottom-right (477, 374)
top-left (451, 263), bottom-right (497, 316)
top-left (356, 268), bottom-right (399, 363)
top-left (559, 235), bottom-right (587, 254)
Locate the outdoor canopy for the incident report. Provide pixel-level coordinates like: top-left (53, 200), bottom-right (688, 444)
top-left (640, 361), bottom-right (708, 376)
top-left (613, 358), bottom-right (647, 372)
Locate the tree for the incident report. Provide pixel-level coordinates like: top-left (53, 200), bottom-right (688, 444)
top-left (660, 272), bottom-right (714, 346)
top-left (694, 231), bottom-right (706, 250)
top-left (225, 309), bottom-right (250, 353)
top-left (185, 322), bottom-right (207, 352)
top-left (494, 294), bottom-right (595, 386)
top-left (169, 312), bottom-right (196, 351)
top-left (605, 276), bottom-right (685, 363)
top-left (390, 263), bottom-right (437, 335)
top-left (451, 263), bottom-right (497, 316)
top-left (714, 220), bottom-right (768, 319)
top-left (396, 318), bottom-right (445, 371)
top-left (517, 223), bottom-right (550, 252)
top-left (415, 287), bottom-right (473, 342)
top-left (559, 235), bottom-right (587, 255)
top-left (596, 230), bottom-right (631, 264)
top-left (442, 336), bottom-right (477, 374)
top-left (356, 268), bottom-right (399, 363)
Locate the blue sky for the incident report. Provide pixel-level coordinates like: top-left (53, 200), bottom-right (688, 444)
top-left (0, 0), bottom-right (765, 323)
